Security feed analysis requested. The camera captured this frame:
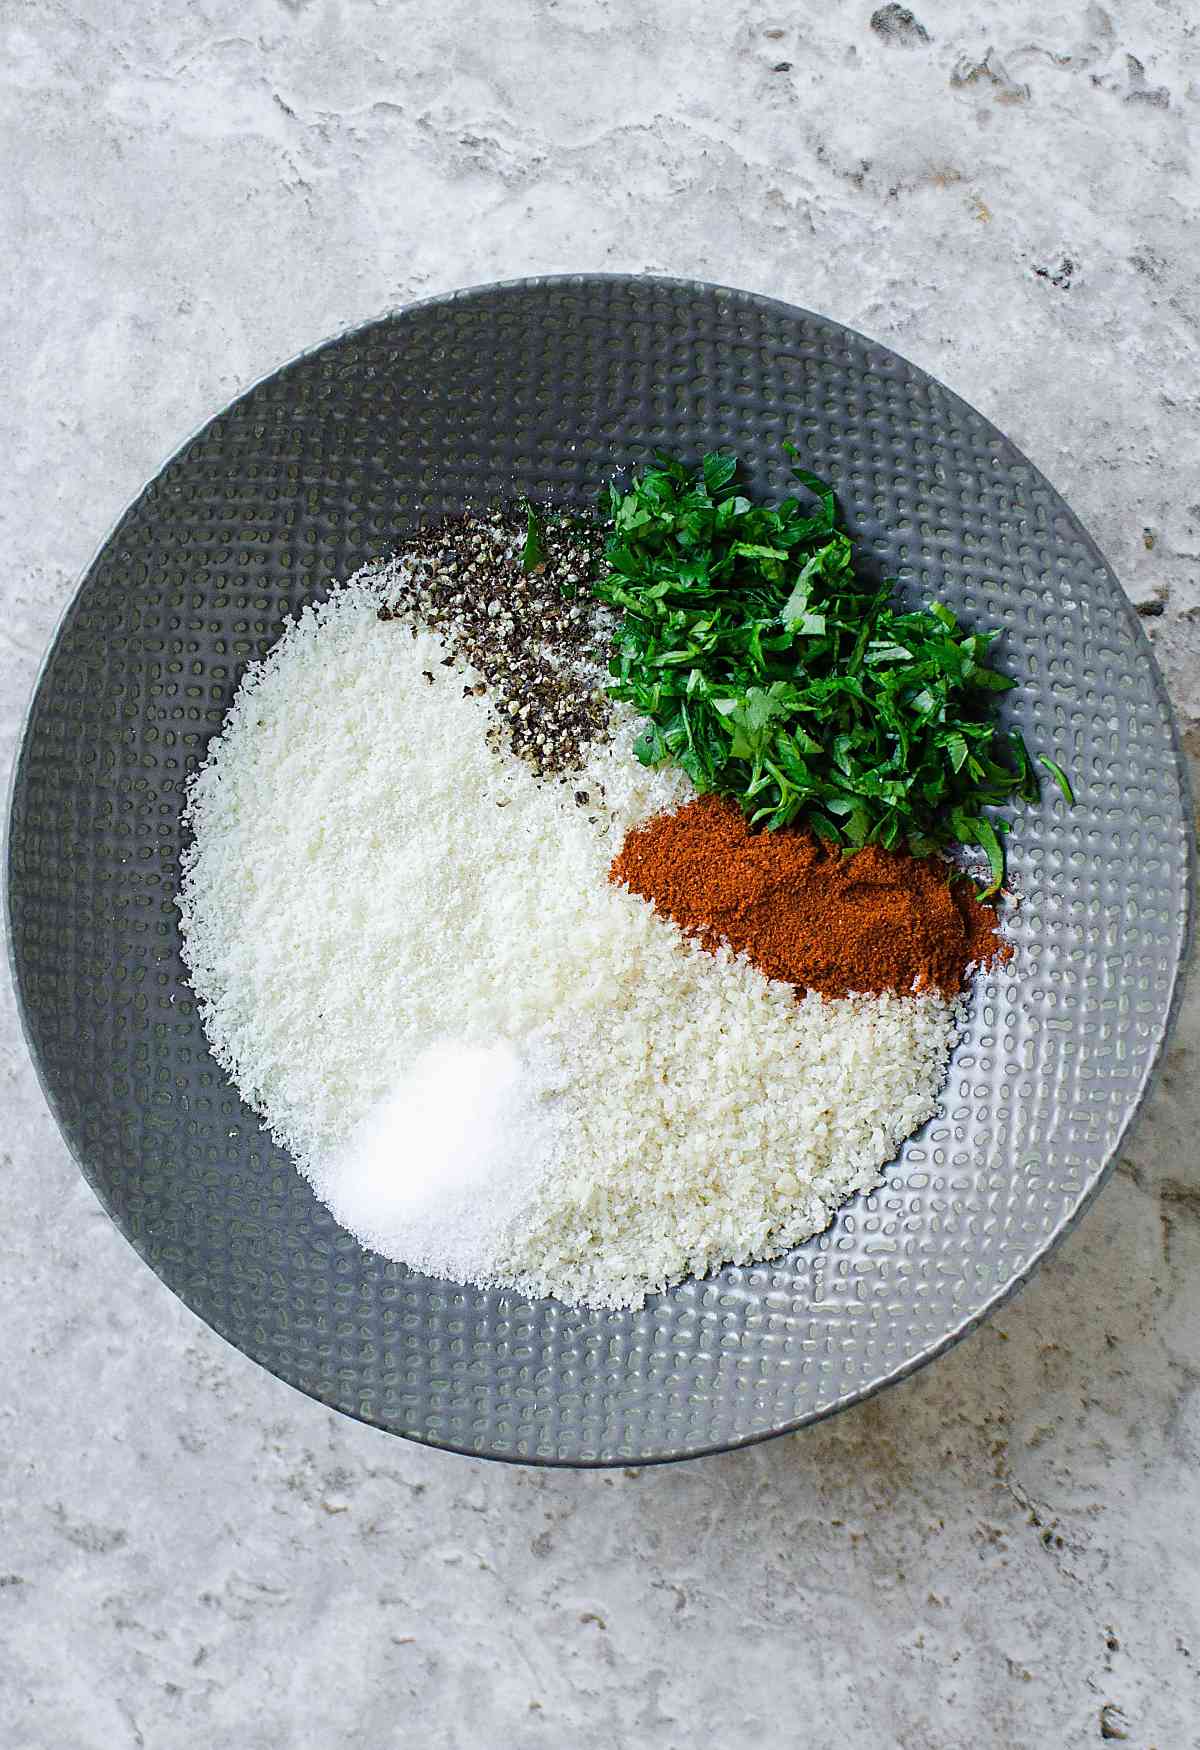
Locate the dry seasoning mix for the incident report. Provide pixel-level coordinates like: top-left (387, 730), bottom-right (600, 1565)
top-left (176, 485), bottom-right (1016, 1310)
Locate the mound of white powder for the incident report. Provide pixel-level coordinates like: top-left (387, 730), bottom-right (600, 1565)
top-left (176, 565), bottom-right (961, 1308)
top-left (317, 1038), bottom-right (565, 1282)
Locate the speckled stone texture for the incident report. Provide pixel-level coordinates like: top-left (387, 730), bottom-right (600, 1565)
top-left (1, 1), bottom-right (1198, 1746)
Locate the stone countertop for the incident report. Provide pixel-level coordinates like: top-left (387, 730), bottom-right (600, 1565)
top-left (2, 3), bottom-right (1198, 1746)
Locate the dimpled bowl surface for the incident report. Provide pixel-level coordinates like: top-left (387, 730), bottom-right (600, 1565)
top-left (6, 276), bottom-right (1193, 1465)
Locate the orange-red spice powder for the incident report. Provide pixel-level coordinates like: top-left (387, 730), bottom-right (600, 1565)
top-left (609, 794), bottom-right (1010, 1001)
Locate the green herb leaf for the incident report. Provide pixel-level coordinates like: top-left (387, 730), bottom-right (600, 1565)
top-left (702, 451), bottom-right (738, 495)
top-left (1038, 755), bottom-right (1075, 805)
top-left (972, 816), bottom-right (1005, 898)
top-left (521, 502), bottom-right (546, 572)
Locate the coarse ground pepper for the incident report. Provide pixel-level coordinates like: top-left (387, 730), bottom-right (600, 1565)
top-left (610, 794), bottom-right (1010, 1000)
top-left (377, 509), bottom-right (613, 778)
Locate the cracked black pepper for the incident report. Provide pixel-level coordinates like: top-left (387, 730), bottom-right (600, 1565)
top-left (377, 508), bottom-right (613, 779)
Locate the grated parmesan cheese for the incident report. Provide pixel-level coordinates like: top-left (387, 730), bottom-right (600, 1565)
top-left (177, 565), bottom-right (961, 1309)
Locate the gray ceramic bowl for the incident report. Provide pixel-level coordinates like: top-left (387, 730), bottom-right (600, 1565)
top-left (6, 276), bottom-right (1193, 1464)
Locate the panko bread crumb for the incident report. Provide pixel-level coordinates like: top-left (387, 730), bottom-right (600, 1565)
top-left (177, 564), bottom-right (960, 1309)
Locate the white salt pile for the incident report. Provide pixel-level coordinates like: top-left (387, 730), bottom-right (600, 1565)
top-left (176, 565), bottom-right (960, 1309)
top-left (316, 1039), bottom-right (562, 1283)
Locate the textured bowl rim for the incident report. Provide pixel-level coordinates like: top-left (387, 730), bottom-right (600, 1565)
top-left (5, 272), bottom-right (1196, 1467)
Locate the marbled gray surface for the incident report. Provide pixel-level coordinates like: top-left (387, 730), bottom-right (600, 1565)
top-left (2, 2), bottom-right (1198, 1745)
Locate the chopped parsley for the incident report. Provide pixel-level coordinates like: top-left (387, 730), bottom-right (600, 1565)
top-left (594, 446), bottom-right (1054, 895)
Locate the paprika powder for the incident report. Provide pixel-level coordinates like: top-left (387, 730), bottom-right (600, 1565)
top-left (610, 795), bottom-right (1009, 1001)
